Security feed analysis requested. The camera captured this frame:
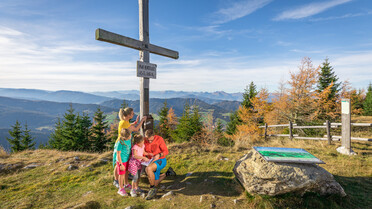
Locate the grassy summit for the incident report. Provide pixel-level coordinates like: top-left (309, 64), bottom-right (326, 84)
top-left (0, 139), bottom-right (371, 209)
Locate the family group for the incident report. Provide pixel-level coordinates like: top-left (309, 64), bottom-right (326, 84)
top-left (112, 107), bottom-right (176, 200)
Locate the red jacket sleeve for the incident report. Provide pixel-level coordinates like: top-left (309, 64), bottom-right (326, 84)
top-left (158, 136), bottom-right (169, 158)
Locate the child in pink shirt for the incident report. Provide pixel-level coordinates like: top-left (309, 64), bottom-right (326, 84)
top-left (128, 134), bottom-right (153, 197)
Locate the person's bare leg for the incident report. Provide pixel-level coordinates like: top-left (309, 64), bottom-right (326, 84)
top-left (114, 165), bottom-right (118, 180)
top-left (118, 174), bottom-right (124, 189)
top-left (146, 163), bottom-right (157, 186)
top-left (124, 172), bottom-right (129, 185)
top-left (154, 173), bottom-right (166, 186)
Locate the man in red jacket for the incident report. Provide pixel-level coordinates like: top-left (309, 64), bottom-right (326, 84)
top-left (144, 129), bottom-right (176, 200)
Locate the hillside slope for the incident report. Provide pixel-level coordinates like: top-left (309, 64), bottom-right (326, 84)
top-left (1, 139), bottom-right (371, 209)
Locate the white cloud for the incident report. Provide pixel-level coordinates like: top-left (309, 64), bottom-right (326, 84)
top-left (211, 0), bottom-right (272, 24)
top-left (309, 11), bottom-right (372, 21)
top-left (274, 0), bottom-right (352, 21)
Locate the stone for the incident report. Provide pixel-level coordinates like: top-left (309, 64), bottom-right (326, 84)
top-left (100, 158), bottom-right (109, 163)
top-left (83, 191), bottom-right (92, 196)
top-left (186, 172), bottom-right (193, 177)
top-left (160, 185), bottom-right (166, 190)
top-left (74, 156), bottom-right (80, 161)
top-left (199, 195), bottom-right (203, 202)
top-left (210, 203), bottom-right (216, 208)
top-left (336, 146), bottom-right (356, 155)
top-left (233, 149), bottom-right (346, 197)
top-left (162, 191), bottom-right (174, 198)
top-left (23, 164), bottom-right (39, 169)
top-left (141, 193), bottom-right (146, 199)
top-left (124, 206), bottom-right (134, 209)
top-left (67, 165), bottom-right (79, 171)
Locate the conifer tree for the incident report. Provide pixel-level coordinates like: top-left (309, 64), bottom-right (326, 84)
top-left (190, 106), bottom-right (203, 135)
top-left (225, 110), bottom-right (240, 136)
top-left (317, 58), bottom-right (341, 100)
top-left (172, 103), bottom-right (192, 142)
top-left (241, 81), bottom-right (258, 109)
top-left (91, 107), bottom-right (109, 152)
top-left (364, 83), bottom-right (372, 116)
top-left (60, 104), bottom-right (78, 150)
top-left (158, 100), bottom-right (170, 139)
top-left (75, 113), bottom-right (92, 151)
top-left (20, 122), bottom-right (36, 150)
top-left (49, 118), bottom-right (64, 150)
top-left (6, 120), bottom-right (22, 153)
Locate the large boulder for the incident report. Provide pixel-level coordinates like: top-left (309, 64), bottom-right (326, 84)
top-left (233, 149), bottom-right (346, 197)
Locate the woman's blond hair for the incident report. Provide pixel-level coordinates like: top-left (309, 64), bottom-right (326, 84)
top-left (118, 107), bottom-right (134, 121)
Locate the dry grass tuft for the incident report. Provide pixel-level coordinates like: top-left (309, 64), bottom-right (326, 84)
top-left (351, 115), bottom-right (372, 123)
top-left (0, 146), bottom-right (9, 158)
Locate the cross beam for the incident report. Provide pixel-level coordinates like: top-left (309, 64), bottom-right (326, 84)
top-left (95, 28), bottom-right (179, 59)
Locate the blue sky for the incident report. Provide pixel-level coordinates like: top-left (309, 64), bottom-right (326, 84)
top-left (0, 0), bottom-right (371, 93)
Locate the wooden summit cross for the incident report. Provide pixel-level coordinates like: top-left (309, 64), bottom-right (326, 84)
top-left (95, 0), bottom-right (179, 130)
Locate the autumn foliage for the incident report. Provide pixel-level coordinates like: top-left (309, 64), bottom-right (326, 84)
top-left (229, 57), bottom-right (368, 144)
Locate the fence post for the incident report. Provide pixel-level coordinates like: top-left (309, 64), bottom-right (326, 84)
top-left (289, 121), bottom-right (293, 140)
top-left (340, 99), bottom-right (352, 154)
top-left (264, 123), bottom-right (268, 140)
top-left (326, 120), bottom-right (331, 145)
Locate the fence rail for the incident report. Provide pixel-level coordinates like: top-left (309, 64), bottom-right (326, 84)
top-left (259, 120), bottom-right (372, 144)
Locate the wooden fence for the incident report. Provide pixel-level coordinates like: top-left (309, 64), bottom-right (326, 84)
top-left (259, 120), bottom-right (372, 144)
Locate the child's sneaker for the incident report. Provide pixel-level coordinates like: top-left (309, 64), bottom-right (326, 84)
top-left (117, 188), bottom-right (128, 196)
top-left (113, 180), bottom-right (119, 188)
top-left (124, 184), bottom-right (132, 190)
top-left (130, 189), bottom-right (137, 197)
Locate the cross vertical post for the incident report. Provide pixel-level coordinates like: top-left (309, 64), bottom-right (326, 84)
top-left (139, 0), bottom-right (150, 133)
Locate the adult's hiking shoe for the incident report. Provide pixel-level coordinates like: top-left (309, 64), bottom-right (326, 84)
top-left (145, 188), bottom-right (157, 200)
top-left (166, 167), bottom-right (177, 177)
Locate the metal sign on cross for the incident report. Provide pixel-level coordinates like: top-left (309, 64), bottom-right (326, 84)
top-left (95, 0), bottom-right (179, 131)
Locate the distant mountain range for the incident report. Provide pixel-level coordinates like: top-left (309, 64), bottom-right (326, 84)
top-left (0, 88), bottom-right (244, 104)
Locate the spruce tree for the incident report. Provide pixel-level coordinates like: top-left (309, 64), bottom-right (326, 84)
top-left (20, 122), bottom-right (36, 150)
top-left (241, 81), bottom-right (258, 109)
top-left (91, 107), bottom-right (109, 152)
top-left (6, 120), bottom-right (22, 153)
top-left (61, 104), bottom-right (78, 151)
top-left (317, 58), bottom-right (341, 100)
top-left (190, 106), bottom-right (203, 135)
top-left (75, 113), bottom-right (92, 151)
top-left (225, 110), bottom-right (240, 136)
top-left (363, 83), bottom-right (372, 116)
top-left (172, 103), bottom-right (192, 142)
top-left (158, 100), bottom-right (170, 139)
top-left (49, 118), bottom-right (64, 150)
